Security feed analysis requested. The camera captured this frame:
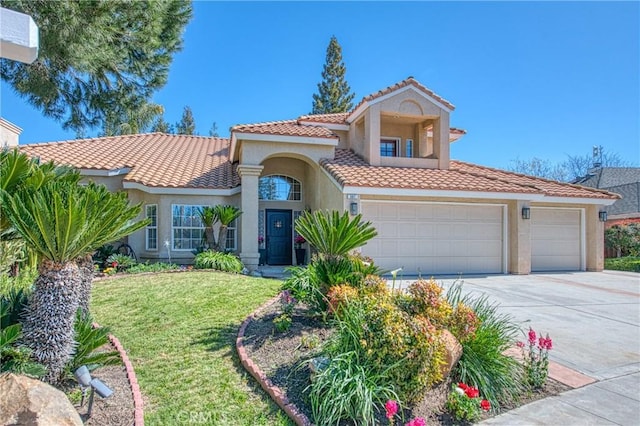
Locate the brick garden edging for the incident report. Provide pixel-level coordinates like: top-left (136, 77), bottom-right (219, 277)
top-left (94, 322), bottom-right (145, 426)
top-left (236, 297), bottom-right (312, 426)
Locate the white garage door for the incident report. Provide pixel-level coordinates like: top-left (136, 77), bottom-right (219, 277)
top-left (531, 208), bottom-right (582, 271)
top-left (361, 202), bottom-right (505, 275)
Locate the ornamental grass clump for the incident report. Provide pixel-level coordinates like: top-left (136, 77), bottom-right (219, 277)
top-left (446, 281), bottom-right (524, 411)
top-left (193, 250), bottom-right (243, 273)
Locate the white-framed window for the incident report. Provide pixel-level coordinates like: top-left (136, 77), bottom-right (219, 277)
top-left (380, 137), bottom-right (400, 157)
top-left (259, 175), bottom-right (302, 201)
top-left (145, 204), bottom-right (158, 251)
top-left (172, 205), bottom-right (205, 251)
top-left (225, 218), bottom-right (237, 252)
top-left (406, 139), bottom-right (413, 158)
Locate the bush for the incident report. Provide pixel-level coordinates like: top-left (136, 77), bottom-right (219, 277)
top-left (309, 350), bottom-right (398, 426)
top-left (447, 282), bottom-right (524, 411)
top-left (125, 261), bottom-right (180, 274)
top-left (327, 292), bottom-right (446, 402)
top-left (194, 250), bottom-right (243, 273)
top-left (604, 256), bottom-right (640, 272)
top-left (106, 253), bottom-right (136, 271)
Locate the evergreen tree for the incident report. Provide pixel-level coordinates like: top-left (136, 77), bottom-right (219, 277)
top-left (209, 122), bottom-right (219, 137)
top-left (176, 106), bottom-right (196, 135)
top-left (311, 36), bottom-right (355, 114)
top-left (151, 116), bottom-right (174, 134)
top-left (0, 1), bottom-right (192, 135)
top-left (101, 102), bottom-right (164, 136)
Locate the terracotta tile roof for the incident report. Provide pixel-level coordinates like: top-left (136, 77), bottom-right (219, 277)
top-left (351, 77), bottom-right (456, 115)
top-left (322, 150), bottom-right (540, 194)
top-left (322, 150), bottom-right (619, 200)
top-left (19, 133), bottom-right (239, 189)
top-left (450, 161), bottom-right (619, 200)
top-left (297, 113), bottom-right (350, 124)
top-left (232, 119), bottom-right (338, 139)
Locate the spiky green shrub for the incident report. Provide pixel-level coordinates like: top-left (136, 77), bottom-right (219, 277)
top-left (194, 250), bottom-right (243, 273)
top-left (447, 281), bottom-right (524, 411)
top-left (65, 310), bottom-right (120, 377)
top-left (295, 210), bottom-right (377, 258)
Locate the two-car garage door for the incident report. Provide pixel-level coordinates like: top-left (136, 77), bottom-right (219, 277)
top-left (361, 202), bottom-right (505, 275)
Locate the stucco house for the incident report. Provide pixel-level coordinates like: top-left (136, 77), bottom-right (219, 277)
top-left (17, 77), bottom-right (618, 275)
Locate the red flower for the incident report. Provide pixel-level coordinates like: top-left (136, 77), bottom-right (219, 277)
top-left (458, 382), bottom-right (469, 390)
top-left (111, 261), bottom-right (118, 268)
top-left (543, 334), bottom-right (553, 350)
top-left (481, 399), bottom-right (491, 411)
top-left (406, 418), bottom-right (426, 426)
top-left (464, 386), bottom-right (480, 399)
top-left (385, 399), bottom-right (398, 420)
top-left (294, 235), bottom-right (306, 244)
top-left (528, 328), bottom-right (537, 344)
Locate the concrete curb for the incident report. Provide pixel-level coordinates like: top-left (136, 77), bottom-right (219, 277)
top-left (93, 322), bottom-right (144, 426)
top-left (236, 296), bottom-right (312, 426)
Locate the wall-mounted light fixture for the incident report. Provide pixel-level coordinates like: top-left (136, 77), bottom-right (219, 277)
top-left (521, 207), bottom-right (531, 220)
top-left (599, 211), bottom-right (608, 222)
top-left (350, 202), bottom-right (358, 215)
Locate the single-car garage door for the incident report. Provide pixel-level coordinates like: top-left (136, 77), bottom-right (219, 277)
top-left (531, 208), bottom-right (582, 271)
top-left (361, 202), bottom-right (505, 275)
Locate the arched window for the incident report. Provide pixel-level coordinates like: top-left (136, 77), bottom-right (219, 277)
top-left (259, 175), bottom-right (301, 201)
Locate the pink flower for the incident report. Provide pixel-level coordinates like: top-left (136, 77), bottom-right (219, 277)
top-left (480, 399), bottom-right (491, 411)
top-left (538, 336), bottom-right (546, 349)
top-left (516, 341), bottom-right (525, 348)
top-left (294, 235), bottom-right (306, 244)
top-left (528, 328), bottom-right (537, 344)
top-left (385, 399), bottom-right (398, 420)
top-left (543, 334), bottom-right (553, 350)
top-left (406, 418), bottom-right (426, 426)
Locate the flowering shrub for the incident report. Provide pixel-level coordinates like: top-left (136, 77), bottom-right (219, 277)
top-left (102, 267), bottom-right (117, 275)
top-left (406, 278), bottom-right (453, 327)
top-left (446, 382), bottom-right (491, 422)
top-left (326, 285), bottom-right (359, 315)
top-left (448, 303), bottom-right (480, 343)
top-left (519, 327), bottom-right (553, 390)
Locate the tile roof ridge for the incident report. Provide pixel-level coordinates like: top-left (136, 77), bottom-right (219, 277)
top-left (231, 119), bottom-right (298, 130)
top-left (451, 160), bottom-right (620, 199)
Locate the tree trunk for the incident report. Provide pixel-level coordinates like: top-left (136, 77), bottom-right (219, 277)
top-left (205, 227), bottom-right (215, 250)
top-left (76, 254), bottom-right (94, 317)
top-left (216, 225), bottom-right (228, 252)
top-left (21, 259), bottom-right (81, 385)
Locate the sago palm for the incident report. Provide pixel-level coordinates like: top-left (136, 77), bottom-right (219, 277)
top-left (214, 205), bottom-right (242, 252)
top-left (1, 180), bottom-right (147, 384)
top-left (198, 206), bottom-right (218, 249)
top-left (295, 210), bottom-right (377, 258)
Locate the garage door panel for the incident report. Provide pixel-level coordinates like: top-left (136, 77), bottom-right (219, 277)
top-left (362, 202), bottom-right (504, 275)
top-left (531, 208), bottom-right (581, 271)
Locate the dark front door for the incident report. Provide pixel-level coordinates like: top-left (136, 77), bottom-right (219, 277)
top-left (266, 209), bottom-right (292, 265)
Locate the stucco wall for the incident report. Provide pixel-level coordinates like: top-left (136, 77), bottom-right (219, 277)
top-left (126, 189), bottom-right (239, 263)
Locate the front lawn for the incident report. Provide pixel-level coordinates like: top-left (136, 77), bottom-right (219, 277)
top-left (605, 256), bottom-right (640, 272)
top-left (91, 272), bottom-right (293, 426)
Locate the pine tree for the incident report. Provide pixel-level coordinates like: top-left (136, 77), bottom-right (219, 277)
top-left (176, 106), bottom-right (196, 135)
top-left (151, 116), bottom-right (174, 134)
top-left (311, 36), bottom-right (355, 114)
top-left (0, 1), bottom-right (192, 135)
top-left (209, 122), bottom-right (219, 137)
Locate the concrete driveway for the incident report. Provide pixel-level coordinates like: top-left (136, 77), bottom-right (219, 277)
top-left (399, 271), bottom-right (640, 425)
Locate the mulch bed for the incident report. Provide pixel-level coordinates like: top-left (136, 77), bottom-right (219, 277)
top-left (243, 298), bottom-right (571, 425)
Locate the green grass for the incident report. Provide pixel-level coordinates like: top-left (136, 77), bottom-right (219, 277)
top-left (605, 257), bottom-right (640, 272)
top-left (91, 271), bottom-right (293, 426)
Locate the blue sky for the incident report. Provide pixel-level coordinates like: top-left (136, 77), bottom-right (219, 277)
top-left (1, 1), bottom-right (638, 169)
